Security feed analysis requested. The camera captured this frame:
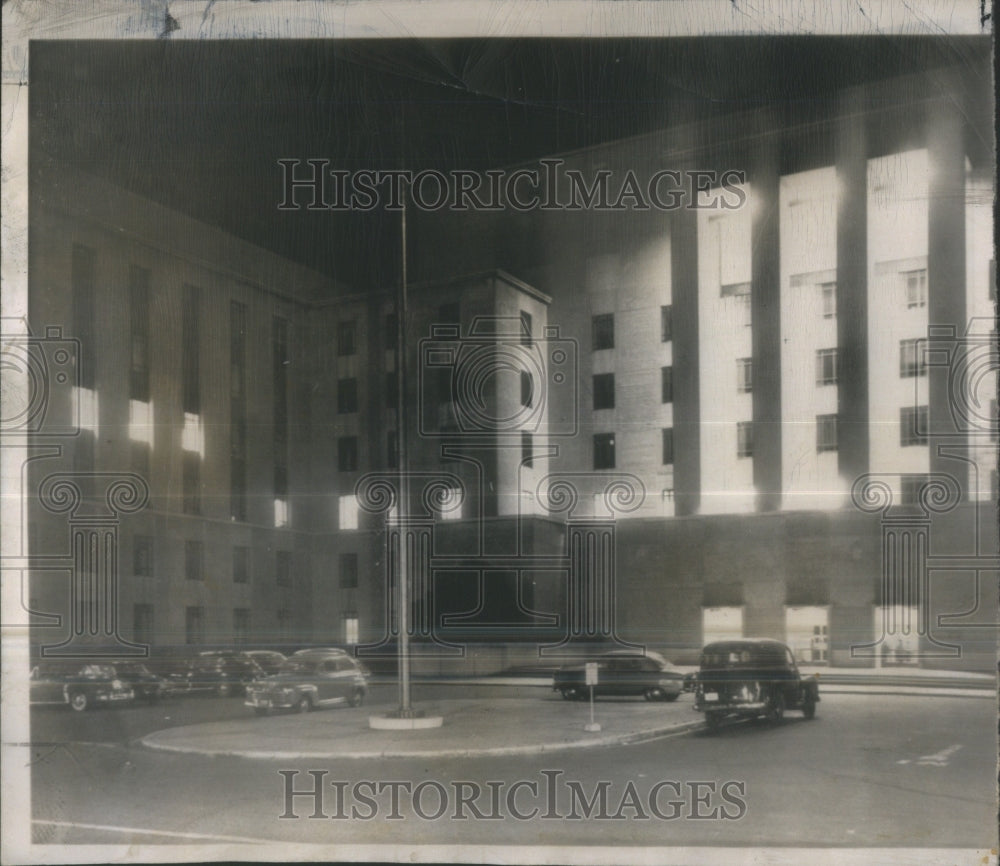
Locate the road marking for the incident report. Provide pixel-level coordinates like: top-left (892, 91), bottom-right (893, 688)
top-left (916, 744), bottom-right (963, 766)
top-left (33, 819), bottom-right (274, 844)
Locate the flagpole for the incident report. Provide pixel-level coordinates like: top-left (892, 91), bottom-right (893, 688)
top-left (396, 169), bottom-right (412, 716)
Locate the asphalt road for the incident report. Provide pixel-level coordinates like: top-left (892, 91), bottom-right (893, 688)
top-left (26, 687), bottom-right (996, 849)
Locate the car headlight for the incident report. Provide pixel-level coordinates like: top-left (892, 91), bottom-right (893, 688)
top-left (112, 680), bottom-right (123, 689)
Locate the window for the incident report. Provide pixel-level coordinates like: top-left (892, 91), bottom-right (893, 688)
top-left (133, 535), bottom-right (153, 577)
top-left (820, 281), bottom-right (837, 319)
top-left (337, 320), bottom-right (357, 356)
top-left (900, 405), bottom-right (928, 447)
top-left (276, 609), bottom-right (293, 641)
top-left (385, 371), bottom-right (398, 409)
top-left (520, 310), bottom-right (532, 345)
top-left (815, 349), bottom-right (838, 386)
top-left (74, 430), bottom-right (95, 473)
top-left (230, 301), bottom-right (248, 522)
top-left (816, 414), bottom-right (838, 453)
top-left (338, 378), bottom-right (358, 414)
top-left (593, 433), bottom-right (615, 470)
top-left (661, 305), bottom-right (673, 342)
top-left (72, 245), bottom-right (96, 390)
top-left (387, 430), bottom-right (398, 469)
top-left (339, 494), bottom-right (359, 530)
top-left (185, 607), bottom-right (204, 645)
top-left (343, 613), bottom-right (360, 646)
top-left (129, 266), bottom-right (150, 402)
top-left (662, 428), bottom-right (674, 465)
top-left (274, 497), bottom-right (289, 528)
top-left (438, 488), bottom-right (463, 520)
top-left (661, 366), bottom-right (674, 403)
top-left (900, 474), bottom-right (931, 505)
top-left (339, 553), bottom-right (359, 588)
top-left (131, 440), bottom-right (150, 477)
top-left (385, 312), bottom-right (398, 348)
top-left (592, 313), bottom-right (614, 351)
top-left (233, 609), bottom-right (250, 646)
top-left (338, 436), bottom-right (359, 472)
top-left (593, 373), bottom-right (615, 410)
top-left (737, 358), bottom-right (752, 394)
top-left (233, 546), bottom-right (249, 584)
top-left (522, 431), bottom-right (533, 468)
top-left (185, 540), bottom-right (203, 581)
top-left (737, 421), bottom-right (753, 458)
top-left (182, 451), bottom-right (200, 515)
top-left (899, 338), bottom-right (926, 378)
top-left (276, 551), bottom-right (292, 587)
top-left (520, 370), bottom-right (533, 408)
top-left (133, 603), bottom-right (154, 647)
top-left (903, 269), bottom-right (927, 309)
top-left (182, 285), bottom-right (200, 414)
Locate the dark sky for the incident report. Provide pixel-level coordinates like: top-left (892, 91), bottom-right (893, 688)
top-left (29, 38), bottom-right (992, 289)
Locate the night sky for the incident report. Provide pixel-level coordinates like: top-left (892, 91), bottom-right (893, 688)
top-left (29, 38), bottom-right (992, 289)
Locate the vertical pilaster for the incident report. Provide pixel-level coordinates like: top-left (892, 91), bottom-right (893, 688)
top-left (671, 204), bottom-right (700, 516)
top-left (750, 120), bottom-right (782, 512)
top-left (836, 88), bottom-right (871, 485)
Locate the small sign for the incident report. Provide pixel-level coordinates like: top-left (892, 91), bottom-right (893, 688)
top-left (585, 662), bottom-right (599, 686)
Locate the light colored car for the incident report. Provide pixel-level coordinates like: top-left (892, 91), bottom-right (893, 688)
top-left (245, 651), bottom-right (368, 715)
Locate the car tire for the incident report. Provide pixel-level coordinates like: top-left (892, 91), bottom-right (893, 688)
top-left (643, 687), bottom-right (664, 701)
top-left (802, 691), bottom-right (817, 720)
top-left (663, 692), bottom-right (680, 702)
top-left (349, 688), bottom-right (365, 708)
top-left (559, 687), bottom-right (578, 701)
top-left (254, 707), bottom-right (270, 717)
top-left (217, 683), bottom-right (232, 698)
top-left (68, 692), bottom-right (88, 712)
top-left (295, 696), bottom-right (311, 714)
top-left (765, 691), bottom-right (785, 723)
top-left (705, 712), bottom-right (722, 731)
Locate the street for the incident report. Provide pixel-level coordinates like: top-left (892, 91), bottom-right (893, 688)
top-left (26, 685), bottom-right (996, 848)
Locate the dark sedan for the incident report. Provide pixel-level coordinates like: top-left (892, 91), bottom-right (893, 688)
top-left (553, 650), bottom-right (685, 702)
top-left (30, 661), bottom-right (134, 712)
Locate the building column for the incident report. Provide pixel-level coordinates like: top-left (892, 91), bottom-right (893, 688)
top-left (671, 196), bottom-right (700, 516)
top-left (750, 119), bottom-right (782, 512)
top-left (836, 87), bottom-right (870, 486)
top-left (927, 76), bottom-right (968, 482)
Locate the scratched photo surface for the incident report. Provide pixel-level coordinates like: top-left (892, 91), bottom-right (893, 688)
top-left (1, 4), bottom-right (996, 865)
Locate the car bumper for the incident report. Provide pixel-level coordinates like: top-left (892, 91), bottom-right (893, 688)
top-left (96, 690), bottom-right (134, 703)
top-left (245, 693), bottom-right (297, 709)
top-left (695, 699), bottom-right (767, 713)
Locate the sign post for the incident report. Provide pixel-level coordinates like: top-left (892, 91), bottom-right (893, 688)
top-left (584, 662), bottom-right (601, 732)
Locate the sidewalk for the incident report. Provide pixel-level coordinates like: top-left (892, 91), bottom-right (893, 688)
top-left (140, 665), bottom-right (994, 761)
top-left (141, 693), bottom-right (704, 760)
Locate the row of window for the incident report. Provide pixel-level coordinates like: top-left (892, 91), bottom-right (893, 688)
top-left (591, 307), bottom-right (673, 352)
top-left (133, 537), bottom-right (362, 589)
top-left (589, 336), bottom-right (946, 413)
top-left (590, 407), bottom-right (931, 469)
top-left (136, 605), bottom-right (359, 648)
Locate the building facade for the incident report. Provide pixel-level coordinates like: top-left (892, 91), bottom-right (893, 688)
top-left (25, 61), bottom-right (996, 671)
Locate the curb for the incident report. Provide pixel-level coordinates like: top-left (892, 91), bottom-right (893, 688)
top-left (139, 718), bottom-right (706, 761)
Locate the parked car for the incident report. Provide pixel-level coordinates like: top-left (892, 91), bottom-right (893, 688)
top-left (693, 638), bottom-right (820, 730)
top-left (108, 660), bottom-right (167, 703)
top-left (188, 651), bottom-right (266, 696)
top-left (245, 649), bottom-right (369, 715)
top-left (552, 650), bottom-right (685, 702)
top-left (242, 650), bottom-right (288, 675)
top-left (29, 661), bottom-right (134, 712)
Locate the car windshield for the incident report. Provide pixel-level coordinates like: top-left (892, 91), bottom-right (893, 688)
top-left (115, 663), bottom-right (151, 674)
top-left (279, 660), bottom-right (318, 674)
